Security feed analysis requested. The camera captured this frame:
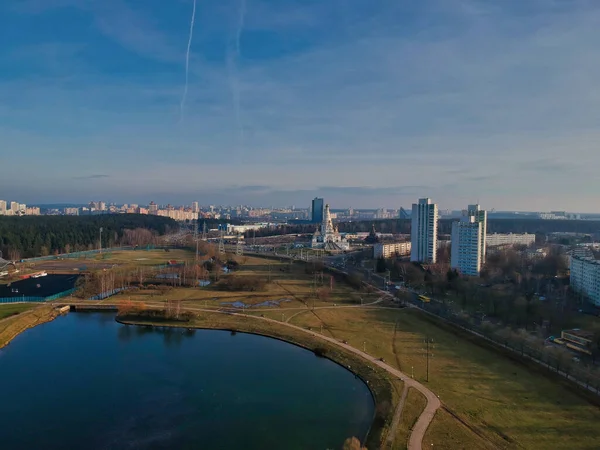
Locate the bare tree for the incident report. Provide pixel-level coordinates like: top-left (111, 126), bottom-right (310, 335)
top-left (342, 437), bottom-right (367, 450)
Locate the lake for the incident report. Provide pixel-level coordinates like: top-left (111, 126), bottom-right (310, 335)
top-left (0, 313), bottom-right (374, 450)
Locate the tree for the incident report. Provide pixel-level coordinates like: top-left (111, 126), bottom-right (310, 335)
top-left (342, 437), bottom-right (367, 450)
top-left (376, 257), bottom-right (387, 273)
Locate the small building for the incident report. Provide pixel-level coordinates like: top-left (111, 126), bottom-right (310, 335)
top-left (560, 329), bottom-right (593, 355)
top-left (373, 242), bottom-right (411, 259)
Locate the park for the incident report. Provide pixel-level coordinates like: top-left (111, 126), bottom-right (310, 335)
top-left (2, 247), bottom-right (600, 449)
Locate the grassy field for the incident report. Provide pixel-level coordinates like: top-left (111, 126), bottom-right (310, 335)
top-left (288, 307), bottom-right (600, 449)
top-left (0, 305), bottom-right (58, 348)
top-left (0, 303), bottom-right (38, 320)
top-left (117, 256), bottom-right (375, 312)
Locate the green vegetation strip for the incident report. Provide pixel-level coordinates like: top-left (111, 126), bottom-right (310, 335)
top-left (0, 303), bottom-right (38, 320)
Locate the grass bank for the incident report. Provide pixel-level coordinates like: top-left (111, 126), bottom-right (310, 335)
top-left (287, 306), bottom-right (600, 449)
top-left (0, 304), bottom-right (59, 349)
top-left (118, 309), bottom-right (400, 450)
top-left (0, 303), bottom-right (38, 320)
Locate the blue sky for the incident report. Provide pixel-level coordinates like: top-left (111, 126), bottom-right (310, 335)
top-left (1, 0), bottom-right (599, 211)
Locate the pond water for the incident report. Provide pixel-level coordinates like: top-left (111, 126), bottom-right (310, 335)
top-left (0, 313), bottom-right (374, 450)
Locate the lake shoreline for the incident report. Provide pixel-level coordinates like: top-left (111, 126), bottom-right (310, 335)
top-left (0, 305), bottom-right (60, 349)
top-left (117, 312), bottom-right (396, 449)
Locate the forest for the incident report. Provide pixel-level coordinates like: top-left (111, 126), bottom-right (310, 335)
top-left (0, 214), bottom-right (177, 259)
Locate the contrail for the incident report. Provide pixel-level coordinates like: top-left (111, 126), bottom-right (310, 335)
top-left (229, 0), bottom-right (246, 145)
top-left (235, 0), bottom-right (246, 57)
top-left (180, 0), bottom-right (197, 121)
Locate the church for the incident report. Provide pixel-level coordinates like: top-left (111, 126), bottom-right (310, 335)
top-left (311, 204), bottom-right (350, 251)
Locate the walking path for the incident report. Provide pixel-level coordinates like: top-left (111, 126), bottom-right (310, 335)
top-left (61, 294), bottom-right (440, 448)
top-left (160, 303), bottom-right (441, 450)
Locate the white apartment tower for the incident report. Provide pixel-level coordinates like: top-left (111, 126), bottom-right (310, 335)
top-left (451, 205), bottom-right (487, 276)
top-left (466, 204), bottom-right (487, 263)
top-left (451, 216), bottom-right (483, 276)
top-left (411, 198), bottom-right (438, 263)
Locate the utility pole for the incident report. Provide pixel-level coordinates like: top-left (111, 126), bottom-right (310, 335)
top-left (425, 337), bottom-right (434, 382)
top-left (99, 227), bottom-right (103, 254)
top-left (218, 229), bottom-right (225, 254)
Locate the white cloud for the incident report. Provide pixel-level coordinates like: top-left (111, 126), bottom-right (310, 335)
top-left (1, 0), bottom-right (600, 210)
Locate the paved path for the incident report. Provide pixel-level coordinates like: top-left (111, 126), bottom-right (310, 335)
top-left (60, 295), bottom-right (440, 448)
top-left (159, 303), bottom-right (441, 450)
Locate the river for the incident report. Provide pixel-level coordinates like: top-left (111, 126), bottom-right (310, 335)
top-left (0, 312), bottom-right (374, 449)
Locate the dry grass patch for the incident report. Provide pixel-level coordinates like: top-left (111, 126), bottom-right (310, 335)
top-left (0, 305), bottom-right (58, 348)
top-left (290, 306), bottom-right (600, 449)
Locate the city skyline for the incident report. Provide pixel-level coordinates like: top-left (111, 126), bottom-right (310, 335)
top-left (2, 1), bottom-right (600, 210)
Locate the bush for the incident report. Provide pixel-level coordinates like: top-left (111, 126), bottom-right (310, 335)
top-left (313, 346), bottom-right (328, 357)
top-left (219, 275), bottom-right (267, 292)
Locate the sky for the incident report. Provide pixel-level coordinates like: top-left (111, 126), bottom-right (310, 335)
top-left (1, 0), bottom-right (599, 211)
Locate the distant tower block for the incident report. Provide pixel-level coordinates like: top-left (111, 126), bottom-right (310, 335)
top-left (236, 239), bottom-right (243, 256)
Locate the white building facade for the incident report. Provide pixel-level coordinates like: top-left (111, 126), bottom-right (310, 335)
top-left (373, 242), bottom-right (412, 259)
top-left (411, 198), bottom-right (438, 263)
top-left (486, 233), bottom-right (536, 247)
top-left (467, 204), bottom-right (487, 263)
top-left (570, 256), bottom-right (600, 306)
top-left (451, 216), bottom-right (483, 276)
top-left (311, 204), bottom-right (349, 251)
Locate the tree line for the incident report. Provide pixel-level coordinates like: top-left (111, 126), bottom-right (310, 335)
top-left (0, 214), bottom-right (176, 259)
top-left (244, 218), bottom-right (600, 239)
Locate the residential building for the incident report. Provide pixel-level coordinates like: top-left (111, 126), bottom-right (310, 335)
top-left (311, 197), bottom-right (324, 224)
top-left (148, 201), bottom-right (159, 214)
top-left (570, 256), bottom-right (600, 306)
top-left (411, 198), bottom-right (438, 263)
top-left (374, 242), bottom-right (411, 259)
top-left (25, 207), bottom-right (40, 216)
top-left (486, 233), bottom-right (536, 248)
top-left (192, 202), bottom-right (199, 213)
top-left (0, 200), bottom-right (6, 213)
top-left (451, 216), bottom-right (483, 276)
top-left (466, 204), bottom-right (487, 263)
top-left (10, 202), bottom-right (19, 213)
top-left (64, 207), bottom-right (79, 216)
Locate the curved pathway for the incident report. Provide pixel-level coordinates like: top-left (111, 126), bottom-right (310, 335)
top-left (61, 296), bottom-right (440, 448)
top-left (168, 303), bottom-right (441, 450)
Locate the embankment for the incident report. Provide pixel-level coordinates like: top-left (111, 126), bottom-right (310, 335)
top-left (0, 305), bottom-right (60, 349)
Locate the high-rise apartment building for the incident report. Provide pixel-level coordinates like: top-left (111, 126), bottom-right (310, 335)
top-left (451, 216), bottom-right (483, 276)
top-left (466, 204), bottom-right (487, 263)
top-left (570, 256), bottom-right (600, 306)
top-left (192, 202), bottom-right (199, 213)
top-left (411, 198), bottom-right (438, 263)
top-left (0, 200), bottom-right (6, 213)
top-left (10, 202), bottom-right (19, 213)
top-left (311, 197), bottom-right (324, 224)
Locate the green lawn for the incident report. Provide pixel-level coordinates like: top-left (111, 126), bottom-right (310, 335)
top-left (0, 303), bottom-right (38, 320)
